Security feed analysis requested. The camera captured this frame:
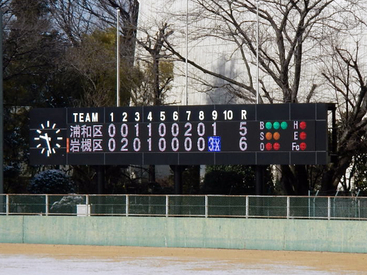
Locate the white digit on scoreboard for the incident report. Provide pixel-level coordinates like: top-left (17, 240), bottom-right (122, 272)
top-left (120, 124), bottom-right (128, 137)
top-left (186, 110), bottom-right (191, 120)
top-left (120, 138), bottom-right (128, 151)
top-left (212, 122), bottom-right (217, 136)
top-left (239, 122), bottom-right (248, 151)
top-left (173, 111), bottom-right (179, 121)
top-left (197, 122), bottom-right (205, 136)
top-left (159, 138), bottom-right (166, 151)
top-left (223, 110), bottom-right (233, 120)
top-left (199, 111), bottom-right (205, 120)
top-left (158, 123), bottom-right (166, 136)
top-left (122, 112), bottom-right (128, 122)
top-left (147, 123), bottom-right (152, 136)
top-left (108, 124), bottom-right (116, 137)
top-left (133, 138), bottom-right (141, 151)
top-left (108, 123), bottom-right (116, 152)
top-left (108, 138), bottom-right (116, 151)
top-left (134, 123), bottom-right (139, 137)
top-left (135, 112), bottom-right (140, 121)
top-left (171, 138), bottom-right (179, 151)
top-left (184, 122), bottom-right (192, 136)
top-left (197, 137), bottom-right (205, 151)
top-left (171, 123), bottom-right (179, 137)
top-left (160, 111), bottom-right (166, 121)
top-left (184, 137), bottom-right (192, 151)
top-left (147, 137), bottom-right (152, 151)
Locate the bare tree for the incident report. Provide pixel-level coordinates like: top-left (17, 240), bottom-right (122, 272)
top-left (164, 0), bottom-right (362, 103)
top-left (49, 0), bottom-right (94, 46)
top-left (77, 0), bottom-right (139, 65)
top-left (133, 23), bottom-right (174, 106)
top-left (321, 43), bottom-right (367, 193)
top-left (159, 0), bottom-right (367, 194)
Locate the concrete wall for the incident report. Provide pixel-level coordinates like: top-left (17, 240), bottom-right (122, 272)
top-left (1, 216), bottom-right (366, 253)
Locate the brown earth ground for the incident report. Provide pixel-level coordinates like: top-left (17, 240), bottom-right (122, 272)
top-left (0, 244), bottom-right (366, 273)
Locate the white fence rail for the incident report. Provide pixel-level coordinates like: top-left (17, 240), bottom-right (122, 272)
top-left (1, 194), bottom-right (366, 220)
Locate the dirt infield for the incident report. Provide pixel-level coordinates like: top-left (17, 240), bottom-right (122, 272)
top-left (0, 244), bottom-right (366, 273)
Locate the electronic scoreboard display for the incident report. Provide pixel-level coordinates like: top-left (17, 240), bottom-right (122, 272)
top-left (30, 103), bottom-right (331, 165)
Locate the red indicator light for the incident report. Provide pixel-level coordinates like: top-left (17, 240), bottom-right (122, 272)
top-left (266, 143), bottom-right (273, 151)
top-left (300, 121), bottom-right (307, 130)
top-left (300, 142), bottom-right (307, 151)
top-left (273, 142), bottom-right (280, 151)
top-left (300, 132), bottom-right (307, 140)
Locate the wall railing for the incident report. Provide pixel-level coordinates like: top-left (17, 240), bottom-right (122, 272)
top-left (1, 194), bottom-right (366, 220)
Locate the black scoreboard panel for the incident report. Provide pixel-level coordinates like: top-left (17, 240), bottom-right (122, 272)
top-left (30, 103), bottom-right (330, 165)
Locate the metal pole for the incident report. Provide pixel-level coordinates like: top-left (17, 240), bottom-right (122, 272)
top-left (0, 11), bottom-right (3, 195)
top-left (125, 195), bottom-right (129, 217)
top-left (256, 0), bottom-right (260, 104)
top-left (45, 195), bottom-right (49, 216)
top-left (6, 194), bottom-right (9, 215)
top-left (255, 1), bottom-right (263, 195)
top-left (245, 196), bottom-right (249, 218)
top-left (116, 8), bottom-right (120, 107)
top-left (165, 195), bottom-right (169, 217)
top-left (185, 0), bottom-right (189, 105)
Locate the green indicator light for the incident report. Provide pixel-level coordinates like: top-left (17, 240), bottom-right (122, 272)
top-left (265, 122), bottom-right (272, 130)
top-left (273, 121), bottom-right (280, 130)
top-left (281, 121), bottom-right (288, 130)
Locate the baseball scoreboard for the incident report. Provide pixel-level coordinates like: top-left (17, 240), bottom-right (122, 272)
top-left (30, 103), bottom-right (331, 165)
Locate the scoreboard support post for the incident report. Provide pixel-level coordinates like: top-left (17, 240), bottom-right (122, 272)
top-left (171, 165), bottom-right (185, 194)
top-left (97, 165), bottom-right (104, 194)
top-left (255, 166), bottom-right (265, 195)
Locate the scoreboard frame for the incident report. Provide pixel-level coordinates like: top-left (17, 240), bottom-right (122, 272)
top-left (29, 103), bottom-right (334, 166)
